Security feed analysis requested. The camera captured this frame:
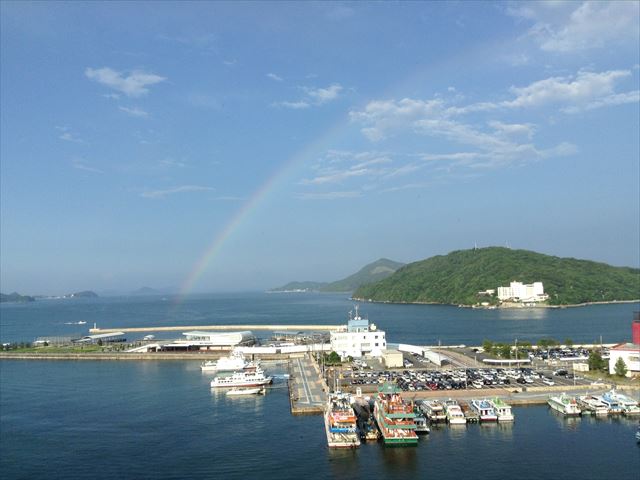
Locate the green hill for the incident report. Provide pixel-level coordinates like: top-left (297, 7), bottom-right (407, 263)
top-left (0, 292), bottom-right (36, 303)
top-left (270, 258), bottom-right (404, 293)
top-left (352, 247), bottom-right (640, 306)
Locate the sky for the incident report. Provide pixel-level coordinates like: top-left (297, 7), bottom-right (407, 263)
top-left (1, 1), bottom-right (639, 295)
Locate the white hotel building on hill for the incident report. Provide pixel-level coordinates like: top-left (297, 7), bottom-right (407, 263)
top-left (497, 281), bottom-right (549, 303)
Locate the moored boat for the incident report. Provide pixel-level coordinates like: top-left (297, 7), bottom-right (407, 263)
top-left (608, 390), bottom-right (640, 416)
top-left (459, 400), bottom-right (479, 423)
top-left (597, 391), bottom-right (624, 414)
top-left (577, 395), bottom-right (609, 416)
top-left (548, 393), bottom-right (581, 416)
top-left (413, 412), bottom-right (431, 434)
top-left (226, 387), bottom-right (265, 396)
top-left (324, 392), bottom-right (360, 448)
top-left (420, 399), bottom-right (447, 423)
top-left (374, 383), bottom-right (418, 446)
top-left (201, 350), bottom-right (258, 372)
top-left (210, 366), bottom-right (272, 388)
top-left (490, 398), bottom-right (514, 422)
top-left (443, 399), bottom-right (466, 425)
top-left (471, 399), bottom-right (498, 422)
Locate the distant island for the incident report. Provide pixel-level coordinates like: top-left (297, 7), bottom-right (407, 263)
top-left (352, 247), bottom-right (640, 307)
top-left (270, 258), bottom-right (404, 293)
top-left (64, 290), bottom-right (98, 299)
top-left (0, 292), bottom-right (36, 303)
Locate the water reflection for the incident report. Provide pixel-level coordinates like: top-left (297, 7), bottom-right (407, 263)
top-left (497, 308), bottom-right (549, 321)
top-left (381, 446), bottom-right (418, 475)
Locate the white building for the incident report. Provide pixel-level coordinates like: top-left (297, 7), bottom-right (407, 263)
top-left (497, 281), bottom-right (549, 303)
top-left (330, 306), bottom-right (386, 358)
top-left (608, 343), bottom-right (640, 377)
top-left (161, 330), bottom-right (256, 351)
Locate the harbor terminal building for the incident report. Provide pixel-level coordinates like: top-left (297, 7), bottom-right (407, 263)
top-left (330, 306), bottom-right (386, 358)
top-left (608, 313), bottom-right (640, 377)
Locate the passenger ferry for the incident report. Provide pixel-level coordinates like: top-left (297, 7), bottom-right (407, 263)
top-left (210, 365), bottom-right (272, 388)
top-left (443, 399), bottom-right (466, 425)
top-left (598, 391), bottom-right (624, 414)
top-left (324, 393), bottom-right (360, 449)
top-left (420, 400), bottom-right (446, 423)
top-left (577, 395), bottom-right (609, 416)
top-left (471, 399), bottom-right (498, 422)
top-left (608, 390), bottom-right (640, 416)
top-left (490, 398), bottom-right (514, 422)
top-left (548, 394), bottom-right (581, 416)
top-left (373, 383), bottom-right (418, 446)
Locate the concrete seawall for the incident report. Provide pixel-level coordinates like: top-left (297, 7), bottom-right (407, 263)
top-left (89, 324), bottom-right (342, 334)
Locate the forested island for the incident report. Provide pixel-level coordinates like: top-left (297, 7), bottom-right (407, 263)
top-left (352, 247), bottom-right (640, 307)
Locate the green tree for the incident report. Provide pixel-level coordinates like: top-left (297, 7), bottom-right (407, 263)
top-left (564, 338), bottom-right (573, 347)
top-left (482, 340), bottom-right (494, 353)
top-left (324, 351), bottom-right (341, 365)
top-left (499, 344), bottom-right (512, 358)
top-left (588, 351), bottom-right (606, 371)
top-left (614, 357), bottom-right (628, 377)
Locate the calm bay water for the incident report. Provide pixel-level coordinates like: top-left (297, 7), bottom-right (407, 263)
top-left (1, 292), bottom-right (638, 345)
top-left (1, 293), bottom-right (639, 479)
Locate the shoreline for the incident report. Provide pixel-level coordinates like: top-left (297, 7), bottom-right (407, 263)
top-left (351, 297), bottom-right (640, 309)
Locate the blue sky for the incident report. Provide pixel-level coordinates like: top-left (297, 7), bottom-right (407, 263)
top-left (1, 1), bottom-right (639, 295)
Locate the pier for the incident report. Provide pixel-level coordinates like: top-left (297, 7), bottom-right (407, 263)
top-left (288, 355), bottom-right (326, 415)
top-left (89, 324), bottom-right (343, 334)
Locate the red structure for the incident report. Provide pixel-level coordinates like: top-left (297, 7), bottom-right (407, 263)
top-left (632, 312), bottom-right (640, 345)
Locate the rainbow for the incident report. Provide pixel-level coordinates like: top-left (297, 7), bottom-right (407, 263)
top-left (174, 118), bottom-right (349, 303)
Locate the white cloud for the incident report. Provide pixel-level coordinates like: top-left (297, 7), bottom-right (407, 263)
top-left (303, 84), bottom-right (343, 104)
top-left (119, 106), bottom-right (149, 118)
top-left (85, 67), bottom-right (166, 97)
top-left (140, 185), bottom-right (213, 199)
top-left (71, 159), bottom-right (103, 174)
top-left (274, 100), bottom-right (310, 109)
top-left (562, 90), bottom-right (640, 113)
top-left (504, 70), bottom-right (632, 108)
top-left (267, 73), bottom-right (283, 82)
top-left (275, 83), bottom-right (343, 109)
top-left (56, 126), bottom-right (84, 143)
top-left (295, 191), bottom-right (362, 200)
top-left (509, 1), bottom-right (640, 53)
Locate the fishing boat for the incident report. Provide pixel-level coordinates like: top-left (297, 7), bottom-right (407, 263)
top-left (413, 408), bottom-right (431, 434)
top-left (201, 350), bottom-right (258, 372)
top-left (226, 387), bottom-right (265, 396)
top-left (420, 399), bottom-right (446, 423)
top-left (444, 399), bottom-right (467, 425)
top-left (548, 393), bottom-right (581, 416)
top-left (324, 393), bottom-right (360, 448)
top-left (471, 399), bottom-right (498, 422)
top-left (490, 398), bottom-right (514, 422)
top-left (210, 366), bottom-right (272, 388)
top-left (608, 390), bottom-right (640, 416)
top-left (577, 395), bottom-right (609, 416)
top-left (597, 391), bottom-right (624, 414)
top-left (373, 383), bottom-right (418, 446)
top-left (458, 400), bottom-right (479, 423)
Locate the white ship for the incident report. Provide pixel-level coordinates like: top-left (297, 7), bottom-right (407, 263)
top-left (490, 398), bottom-right (514, 422)
top-left (201, 350), bottom-right (258, 372)
top-left (471, 399), bottom-right (498, 422)
top-left (548, 394), bottom-right (581, 416)
top-left (443, 400), bottom-right (466, 425)
top-left (226, 387), bottom-right (265, 396)
top-left (420, 400), bottom-right (446, 423)
top-left (577, 395), bottom-right (609, 416)
top-left (608, 390), bottom-right (640, 416)
top-left (210, 366), bottom-right (272, 388)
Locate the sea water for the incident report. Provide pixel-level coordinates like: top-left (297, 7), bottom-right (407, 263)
top-left (1, 293), bottom-right (639, 479)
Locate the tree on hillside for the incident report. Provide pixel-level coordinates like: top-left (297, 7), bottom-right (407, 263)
top-left (614, 357), bottom-right (628, 377)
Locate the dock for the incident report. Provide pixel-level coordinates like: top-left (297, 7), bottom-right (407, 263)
top-left (89, 324), bottom-right (343, 334)
top-left (288, 355), bottom-right (326, 415)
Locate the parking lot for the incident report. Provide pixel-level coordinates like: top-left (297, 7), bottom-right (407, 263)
top-left (338, 355), bottom-right (592, 393)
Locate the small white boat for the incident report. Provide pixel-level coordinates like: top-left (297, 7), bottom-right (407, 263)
top-left (226, 387), bottom-right (265, 396)
top-left (444, 399), bottom-right (467, 425)
top-left (548, 394), bottom-right (581, 416)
